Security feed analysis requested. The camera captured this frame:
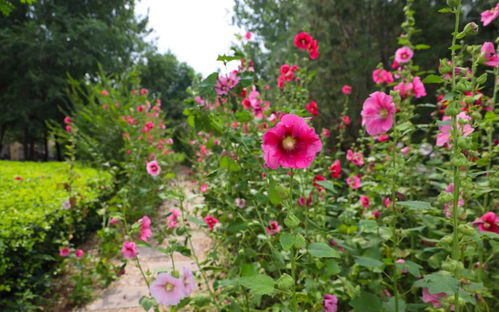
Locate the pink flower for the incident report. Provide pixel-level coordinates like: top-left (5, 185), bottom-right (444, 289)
top-left (181, 267), bottom-right (195, 296)
top-left (167, 209), bottom-right (181, 229)
top-left (65, 125), bottom-right (72, 132)
top-left (383, 197), bottom-right (391, 208)
top-left (140, 88), bottom-right (149, 96)
top-left (215, 71), bottom-right (240, 95)
top-left (235, 198), bottom-right (246, 208)
top-left (75, 249), bottom-right (84, 258)
top-left (64, 116), bottom-right (72, 124)
top-left (342, 85), bottom-right (352, 95)
top-left (121, 241), bottom-right (138, 259)
top-left (323, 294), bottom-right (338, 312)
top-left (346, 149), bottom-right (364, 166)
top-left (481, 42), bottom-right (499, 67)
top-left (298, 193), bottom-right (313, 207)
top-left (372, 211), bottom-right (380, 219)
top-left (361, 91), bottom-right (396, 136)
top-left (265, 221), bottom-right (281, 235)
top-left (346, 175), bottom-right (361, 189)
top-left (401, 146), bottom-right (410, 156)
top-left (321, 128), bottom-right (331, 138)
top-left (262, 114), bottom-right (322, 169)
top-left (412, 77), bottom-right (427, 98)
top-left (101, 90), bottom-right (109, 96)
top-left (472, 212), bottom-right (499, 234)
top-left (394, 82), bottom-right (413, 98)
top-left (139, 216), bottom-right (152, 242)
top-left (59, 247), bottom-right (70, 257)
top-left (481, 4), bottom-right (499, 26)
top-left (377, 134), bottom-right (389, 142)
top-left (372, 69), bottom-right (394, 84)
top-left (150, 273), bottom-right (185, 306)
top-left (421, 288), bottom-right (446, 308)
top-left (305, 100), bottom-right (318, 116)
top-left (341, 116), bottom-right (351, 126)
top-left (294, 32), bottom-right (313, 50)
top-left (312, 175), bottom-right (327, 192)
top-left (308, 39), bottom-right (319, 59)
top-left (244, 31), bottom-right (253, 40)
top-left (146, 160), bottom-right (161, 176)
top-left (110, 218), bottom-right (119, 225)
top-left (200, 184), bottom-right (209, 192)
top-left (436, 113), bottom-right (474, 147)
top-left (395, 46), bottom-right (414, 64)
top-left (360, 195), bottom-right (370, 208)
top-left (329, 160), bottom-right (342, 179)
top-left (204, 216), bottom-right (219, 230)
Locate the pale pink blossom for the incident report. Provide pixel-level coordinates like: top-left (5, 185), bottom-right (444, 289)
top-left (150, 273), bottom-right (185, 306)
top-left (361, 92), bottom-right (395, 136)
top-left (481, 42), bottom-right (499, 67)
top-left (395, 46), bottom-right (414, 64)
top-left (181, 267), bottom-right (195, 296)
top-left (346, 149), bottom-right (364, 166)
top-left (139, 216), bottom-right (152, 242)
top-left (215, 71), bottom-right (240, 95)
top-left (481, 3), bottom-right (499, 26)
top-left (346, 175), bottom-right (361, 189)
top-left (436, 113), bottom-right (474, 147)
top-left (167, 209), bottom-right (181, 229)
top-left (121, 241), bottom-right (138, 259)
top-left (421, 288), bottom-right (446, 308)
top-left (146, 160), bottom-right (161, 176)
top-left (323, 294), bottom-right (338, 312)
top-left (235, 198), bottom-right (246, 208)
top-left (394, 82), bottom-right (413, 98)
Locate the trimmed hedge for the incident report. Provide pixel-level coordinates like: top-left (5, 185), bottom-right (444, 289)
top-left (0, 161), bottom-right (112, 310)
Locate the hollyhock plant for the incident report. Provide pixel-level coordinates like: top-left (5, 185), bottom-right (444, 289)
top-left (329, 160), bottom-right (342, 178)
top-left (261, 114), bottom-right (322, 169)
top-left (480, 3), bottom-right (499, 26)
top-left (421, 288), bottom-right (446, 308)
top-left (472, 212), bottom-right (499, 234)
top-left (323, 294), bottom-right (338, 312)
top-left (361, 91), bottom-right (396, 136)
top-left (412, 76), bottom-right (427, 98)
top-left (204, 216), bottom-right (219, 230)
top-left (346, 149), bottom-right (364, 166)
top-left (265, 221), bottom-right (281, 235)
top-left (395, 46), bottom-right (414, 64)
top-left (146, 160), bottom-right (161, 176)
top-left (346, 175), bottom-right (361, 189)
top-left (342, 85), bottom-right (352, 95)
top-left (360, 195), bottom-right (370, 208)
top-left (215, 71), bottom-right (240, 95)
top-left (59, 247), bottom-right (70, 257)
top-left (436, 113), bottom-right (474, 147)
top-left (305, 100), bottom-right (318, 116)
top-left (480, 42), bottom-right (499, 67)
top-left (121, 241), bottom-right (138, 259)
top-left (150, 273), bottom-right (185, 306)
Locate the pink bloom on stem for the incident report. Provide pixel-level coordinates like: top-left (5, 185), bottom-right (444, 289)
top-left (262, 114), bottom-right (322, 169)
top-left (401, 146), bottom-right (410, 156)
top-left (200, 184), bottom-right (209, 193)
top-left (65, 125), bottom-right (72, 132)
top-left (139, 216), bottom-right (152, 242)
top-left (244, 31), bottom-right (253, 40)
top-left (150, 273), bottom-right (185, 306)
top-left (140, 88), bottom-right (149, 96)
top-left (346, 175), bottom-right (361, 189)
top-left (305, 100), bottom-right (318, 116)
top-left (346, 149), bottom-right (364, 166)
top-left (204, 216), bottom-right (219, 230)
top-left (394, 82), bottom-right (413, 98)
top-left (361, 91), bottom-right (396, 136)
top-left (412, 77), bottom-right (427, 98)
top-left (472, 212), bottom-right (499, 234)
top-left (59, 247), bottom-right (70, 257)
top-left (480, 3), bottom-right (499, 26)
top-left (110, 218), bottom-right (119, 225)
top-left (321, 128), bottom-right (331, 138)
top-left (329, 160), bottom-right (342, 179)
top-left (436, 113), bottom-right (474, 147)
top-left (341, 116), bottom-right (351, 126)
top-left (360, 195), bottom-right (370, 208)
top-left (235, 198), bottom-right (246, 208)
top-left (372, 69), bottom-right (393, 84)
top-left (146, 160), bottom-right (161, 176)
top-left (64, 116), bottom-right (72, 124)
top-left (121, 241), bottom-right (138, 259)
top-left (181, 267), bottom-right (195, 296)
top-left (383, 197), bottom-right (391, 208)
top-left (265, 221), bottom-right (281, 235)
top-left (342, 85), bottom-right (352, 95)
top-left (377, 134), bottom-right (389, 142)
top-left (481, 42), bottom-right (499, 67)
top-left (167, 209), bottom-right (181, 229)
top-left (75, 249), bottom-right (84, 258)
top-left (372, 211), bottom-right (380, 219)
top-left (323, 294), bottom-right (338, 312)
top-left (101, 90), bottom-right (109, 96)
top-left (294, 32), bottom-right (313, 50)
top-left (421, 288), bottom-right (446, 308)
top-left (395, 46), bottom-right (414, 64)
top-left (215, 71), bottom-right (240, 95)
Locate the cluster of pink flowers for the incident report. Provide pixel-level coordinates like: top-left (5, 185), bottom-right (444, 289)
top-left (241, 86), bottom-right (269, 118)
top-left (372, 69), bottom-right (394, 84)
top-left (436, 112), bottom-right (474, 147)
top-left (346, 149), bottom-right (364, 166)
top-left (150, 267), bottom-right (195, 306)
top-left (139, 216), bottom-right (152, 241)
top-left (293, 31), bottom-right (319, 59)
top-left (323, 294), bottom-right (338, 312)
top-left (277, 64), bottom-right (299, 88)
top-left (59, 247), bottom-right (85, 258)
top-left (394, 76), bottom-right (426, 99)
top-left (167, 209), bottom-right (181, 229)
top-left (64, 116), bottom-right (72, 132)
top-left (346, 175), bottom-right (361, 189)
top-left (204, 215), bottom-right (219, 230)
top-left (215, 71), bottom-right (240, 95)
top-left (481, 3), bottom-right (499, 26)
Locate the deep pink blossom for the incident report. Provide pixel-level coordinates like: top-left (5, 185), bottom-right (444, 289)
top-left (146, 160), bottom-right (161, 176)
top-left (377, 134), bottom-right (389, 142)
top-left (244, 31), bottom-right (253, 40)
top-left (383, 197), bottom-right (391, 208)
top-left (360, 195), bottom-right (370, 208)
top-left (167, 209), bottom-right (181, 229)
top-left (101, 90), bottom-right (109, 96)
top-left (75, 249), bottom-right (84, 258)
top-left (481, 42), bottom-right (499, 67)
top-left (421, 288), bottom-right (446, 308)
top-left (346, 175), bottom-right (361, 189)
top-left (323, 294), bottom-right (338, 312)
top-left (59, 247), bottom-right (70, 257)
top-left (262, 114), bottom-right (322, 169)
top-left (394, 82), bottom-right (413, 98)
top-left (64, 116), bottom-right (72, 124)
top-left (342, 85), bottom-right (352, 95)
top-left (305, 100), bottom-right (318, 116)
top-left (341, 116), bottom-right (351, 126)
top-left (265, 221), bottom-right (281, 235)
top-left (372, 211), bottom-right (380, 219)
top-left (139, 216), bottom-right (152, 242)
top-left (294, 32), bottom-right (313, 49)
top-left (412, 77), bottom-right (427, 98)
top-left (472, 212), bottom-right (499, 234)
top-left (329, 160), bottom-right (342, 178)
top-left (121, 241), bottom-right (138, 259)
top-left (65, 125), bottom-right (72, 132)
top-left (481, 3), bottom-right (499, 26)
top-left (204, 216), bottom-right (219, 230)
top-left (200, 184), bottom-right (209, 192)
top-left (436, 113), bottom-right (474, 147)
top-left (150, 273), bottom-right (185, 306)
top-left (395, 46), bottom-right (414, 64)
top-left (361, 91), bottom-right (396, 136)
top-left (372, 69), bottom-right (394, 84)
top-left (346, 149), bottom-right (364, 166)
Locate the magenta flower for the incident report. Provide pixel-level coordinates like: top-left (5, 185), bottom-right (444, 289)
top-left (59, 247), bottom-right (70, 257)
top-left (472, 212), bottom-right (499, 234)
top-left (372, 69), bottom-right (393, 84)
top-left (167, 209), bottom-right (181, 229)
top-left (200, 184), bottom-right (209, 192)
top-left (294, 32), bottom-right (313, 50)
top-left (146, 160), bottom-right (161, 176)
top-left (64, 116), bottom-right (72, 124)
top-left (262, 114), bottom-right (322, 169)
top-left (394, 82), bottom-right (413, 98)
top-left (361, 92), bottom-right (395, 136)
top-left (421, 288), bottom-right (446, 308)
top-left (395, 46), bottom-right (414, 64)
top-left (305, 100), bottom-right (318, 116)
top-left (121, 241), bottom-right (138, 259)
top-left (265, 221), bottom-right (281, 235)
top-left (181, 267), bottom-right (196, 296)
top-left (342, 85), bottom-right (352, 95)
top-left (346, 175), bottom-right (361, 189)
top-left (329, 160), bottom-right (342, 179)
top-left (101, 90), bottom-right (109, 96)
top-left (346, 149), bottom-right (364, 166)
top-left (383, 197), bottom-right (391, 208)
top-left (360, 195), bottom-right (370, 208)
top-left (323, 294), bottom-right (338, 312)
top-left (150, 273), bottom-right (185, 306)
top-left (244, 31), bottom-right (253, 40)
top-left (480, 3), bottom-right (499, 26)
top-left (215, 71), bottom-right (240, 95)
top-left (412, 77), bottom-right (427, 98)
top-left (204, 216), bottom-right (219, 230)
top-left (436, 113), bottom-right (474, 147)
top-left (75, 249), bottom-right (84, 259)
top-left (481, 42), bottom-right (499, 67)
top-left (139, 216), bottom-right (152, 242)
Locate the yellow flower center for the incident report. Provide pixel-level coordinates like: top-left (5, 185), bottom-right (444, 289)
top-left (165, 283), bottom-right (174, 292)
top-left (282, 136), bottom-right (296, 151)
top-left (379, 108), bottom-right (388, 119)
top-left (483, 223), bottom-right (490, 229)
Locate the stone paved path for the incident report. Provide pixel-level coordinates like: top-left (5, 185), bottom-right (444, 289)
top-left (76, 178), bottom-right (211, 312)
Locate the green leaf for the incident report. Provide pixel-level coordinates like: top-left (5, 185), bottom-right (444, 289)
top-left (449, 45), bottom-right (462, 51)
top-left (414, 44), bottom-right (430, 50)
top-left (198, 72), bottom-right (218, 98)
top-left (239, 274), bottom-right (275, 295)
top-left (355, 256), bottom-right (384, 272)
top-left (309, 242), bottom-right (340, 258)
top-left (268, 185), bottom-right (289, 205)
top-left (324, 260), bottom-right (341, 275)
top-left (438, 7), bottom-right (453, 13)
top-left (349, 291), bottom-right (383, 312)
top-left (139, 296), bottom-right (157, 311)
top-left (315, 180), bottom-right (336, 193)
top-left (422, 74), bottom-right (444, 84)
top-left (279, 233), bottom-right (296, 251)
top-left (383, 297), bottom-right (407, 312)
top-left (397, 201), bottom-right (431, 210)
top-left (396, 260), bottom-right (422, 277)
top-left (413, 272), bottom-right (459, 294)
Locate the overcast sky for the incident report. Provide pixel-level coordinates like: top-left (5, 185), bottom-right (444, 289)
top-left (135, 0), bottom-right (243, 77)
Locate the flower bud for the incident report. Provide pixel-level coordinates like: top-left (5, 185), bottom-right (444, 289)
top-left (439, 59), bottom-right (452, 74)
top-left (277, 273), bottom-right (294, 290)
top-left (294, 233), bottom-right (306, 249)
top-left (284, 213), bottom-right (300, 228)
top-left (477, 73), bottom-right (487, 85)
top-left (451, 154), bottom-right (470, 167)
top-left (444, 102), bottom-right (460, 116)
top-left (457, 137), bottom-right (472, 150)
top-left (458, 224), bottom-right (475, 236)
top-left (462, 22), bottom-right (479, 36)
top-left (456, 80), bottom-right (473, 93)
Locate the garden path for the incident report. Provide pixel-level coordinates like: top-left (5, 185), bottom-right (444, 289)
top-left (76, 176), bottom-right (211, 312)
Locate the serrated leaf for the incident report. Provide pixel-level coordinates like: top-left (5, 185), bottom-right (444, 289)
top-left (397, 201), bottom-right (431, 209)
top-left (422, 74), bottom-right (444, 84)
top-left (413, 272), bottom-right (459, 294)
top-left (396, 260), bottom-right (422, 277)
top-left (239, 274), bottom-right (275, 295)
top-left (355, 256), bottom-right (384, 272)
top-left (309, 242), bottom-right (340, 258)
top-left (279, 233), bottom-right (295, 251)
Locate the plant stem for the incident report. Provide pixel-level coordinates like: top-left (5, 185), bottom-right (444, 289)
top-left (291, 247), bottom-right (298, 312)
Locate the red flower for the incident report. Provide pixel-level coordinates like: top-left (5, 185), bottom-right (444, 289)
top-left (204, 216), bottom-right (219, 230)
top-left (294, 32), bottom-right (313, 50)
top-left (328, 160), bottom-right (342, 178)
top-left (312, 175), bottom-right (327, 191)
top-left (305, 100), bottom-right (318, 116)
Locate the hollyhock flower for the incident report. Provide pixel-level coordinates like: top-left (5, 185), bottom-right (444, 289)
top-left (329, 160), bottom-right (342, 178)
top-left (305, 100), bottom-right (318, 116)
top-left (391, 60), bottom-right (400, 69)
top-left (321, 128), bottom-right (330, 138)
top-left (436, 113), bottom-right (474, 147)
top-left (360, 195), bottom-right (370, 208)
top-left (421, 288), bottom-right (446, 308)
top-left (215, 71), bottom-right (240, 95)
top-left (121, 241), bottom-right (138, 259)
top-left (401, 146), bottom-right (410, 156)
top-left (14, 176), bottom-right (23, 181)
top-left (472, 212), bottom-right (499, 234)
top-left (200, 184), bottom-right (209, 192)
top-left (341, 116), bottom-right (351, 126)
top-left (394, 82), bottom-right (413, 98)
top-left (167, 209), bottom-right (181, 229)
top-left (395, 46), bottom-right (414, 64)
top-left (64, 116), bottom-right (71, 124)
top-left (377, 134), bottom-right (389, 142)
top-left (140, 88), bottom-right (148, 96)
top-left (235, 198), bottom-right (246, 208)
top-left (313, 175), bottom-right (327, 191)
top-left (346, 149), bottom-right (364, 166)
top-left (361, 91), bottom-right (396, 136)
top-left (150, 273), bottom-right (185, 306)
top-left (372, 69), bottom-right (394, 84)
top-left (481, 42), bottom-right (499, 67)
top-left (412, 77), bottom-right (427, 98)
top-left (59, 247), bottom-right (70, 257)
top-left (75, 249), bottom-right (84, 258)
top-left (480, 3), bottom-right (499, 26)
top-left (65, 125), bottom-right (72, 132)
top-left (101, 90), bottom-right (109, 96)
top-left (244, 31), bottom-right (253, 40)
top-left (110, 218), bottom-right (119, 225)
top-left (383, 197), bottom-right (391, 208)
top-left (204, 216), bottom-right (219, 230)
top-left (308, 39), bottom-right (319, 59)
top-left (298, 193), bottom-right (313, 207)
top-left (323, 294), bottom-right (338, 312)
top-left (346, 175), bottom-right (361, 189)
top-left (294, 32), bottom-right (313, 50)
top-left (342, 85), bottom-right (352, 95)
top-left (280, 64), bottom-right (291, 76)
top-left (262, 114), bottom-right (322, 169)
top-left (146, 160), bottom-right (161, 176)
top-left (139, 216), bottom-right (152, 241)
top-left (181, 267), bottom-right (195, 296)
top-left (265, 221), bottom-right (281, 235)
top-left (372, 211), bottom-right (380, 219)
